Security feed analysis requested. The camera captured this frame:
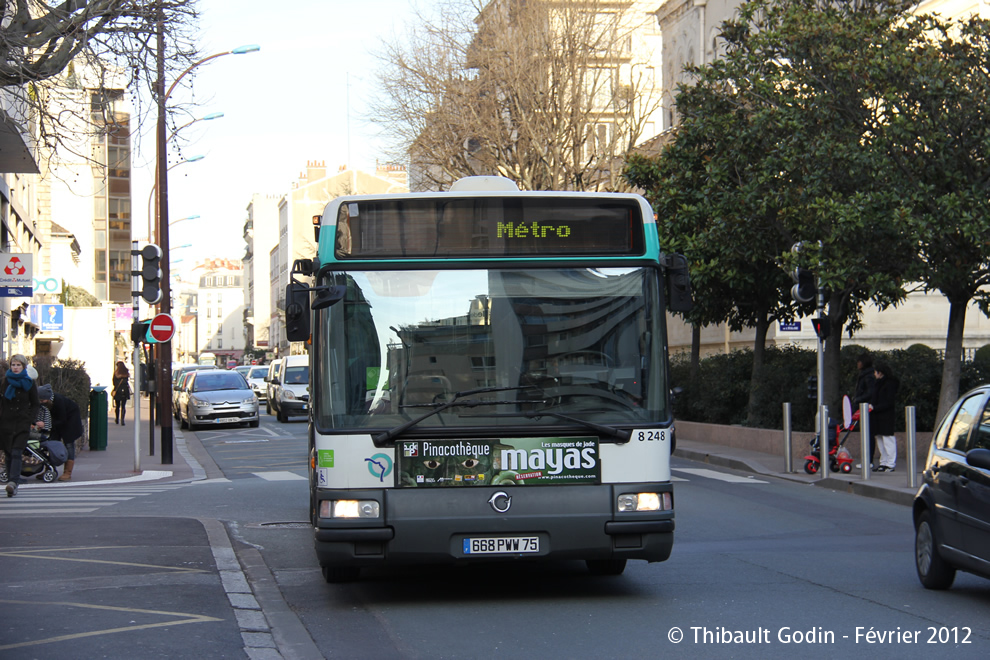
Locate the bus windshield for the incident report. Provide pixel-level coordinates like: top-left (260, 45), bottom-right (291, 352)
top-left (313, 267), bottom-right (668, 433)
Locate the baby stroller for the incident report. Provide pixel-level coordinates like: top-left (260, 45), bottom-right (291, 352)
top-left (0, 429), bottom-right (66, 484)
top-left (803, 395), bottom-right (856, 475)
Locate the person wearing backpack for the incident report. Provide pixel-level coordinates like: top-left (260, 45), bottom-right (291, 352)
top-left (112, 361), bottom-right (132, 426)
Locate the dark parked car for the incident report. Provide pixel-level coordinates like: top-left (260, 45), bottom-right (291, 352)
top-left (913, 385), bottom-right (990, 589)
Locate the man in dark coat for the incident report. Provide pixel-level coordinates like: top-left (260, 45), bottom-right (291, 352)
top-left (38, 384), bottom-right (83, 482)
top-left (870, 362), bottom-right (899, 472)
top-left (851, 353), bottom-right (876, 467)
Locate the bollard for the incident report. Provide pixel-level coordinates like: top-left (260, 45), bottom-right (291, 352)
top-left (906, 406), bottom-right (917, 489)
top-left (860, 403), bottom-right (871, 481)
top-left (783, 402), bottom-right (793, 473)
top-left (820, 404), bottom-right (830, 480)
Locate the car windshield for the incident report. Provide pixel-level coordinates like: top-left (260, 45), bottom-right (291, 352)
top-left (313, 267), bottom-right (668, 433)
top-left (284, 366), bottom-right (309, 384)
top-left (249, 367), bottom-right (267, 378)
top-left (194, 373), bottom-right (249, 392)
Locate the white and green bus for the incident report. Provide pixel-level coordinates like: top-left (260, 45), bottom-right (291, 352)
top-left (285, 176), bottom-right (692, 582)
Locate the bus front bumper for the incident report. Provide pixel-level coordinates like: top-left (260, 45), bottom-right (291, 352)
top-left (314, 483), bottom-right (674, 568)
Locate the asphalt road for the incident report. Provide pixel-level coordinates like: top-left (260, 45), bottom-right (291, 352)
top-left (2, 412), bottom-right (989, 659)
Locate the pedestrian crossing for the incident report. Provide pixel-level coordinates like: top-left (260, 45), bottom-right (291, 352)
top-left (672, 467), bottom-right (769, 484)
top-left (0, 484), bottom-right (183, 516)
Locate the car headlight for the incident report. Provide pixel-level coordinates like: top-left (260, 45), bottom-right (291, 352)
top-left (242, 397), bottom-right (256, 405)
top-left (282, 390), bottom-right (296, 400)
top-left (190, 397), bottom-right (210, 409)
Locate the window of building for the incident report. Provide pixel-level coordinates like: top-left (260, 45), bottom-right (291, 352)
top-left (109, 250), bottom-right (129, 284)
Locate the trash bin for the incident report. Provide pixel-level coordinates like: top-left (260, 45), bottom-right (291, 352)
top-left (89, 386), bottom-right (108, 451)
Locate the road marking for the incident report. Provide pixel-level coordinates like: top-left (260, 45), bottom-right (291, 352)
top-left (0, 484), bottom-right (182, 516)
top-left (0, 547), bottom-right (207, 572)
top-left (0, 599), bottom-right (221, 652)
top-left (252, 471), bottom-right (307, 481)
top-left (672, 468), bottom-right (769, 484)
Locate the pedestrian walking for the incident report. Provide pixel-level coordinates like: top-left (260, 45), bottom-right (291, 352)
top-left (0, 355), bottom-right (41, 497)
top-left (112, 361), bottom-right (131, 426)
top-left (870, 361), bottom-right (899, 472)
top-left (38, 384), bottom-right (83, 482)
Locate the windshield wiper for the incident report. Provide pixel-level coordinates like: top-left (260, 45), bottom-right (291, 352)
top-left (372, 386), bottom-right (540, 447)
top-left (499, 409), bottom-right (632, 443)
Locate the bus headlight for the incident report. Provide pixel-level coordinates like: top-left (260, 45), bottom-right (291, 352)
top-left (617, 492), bottom-right (670, 512)
top-left (321, 500), bottom-right (381, 519)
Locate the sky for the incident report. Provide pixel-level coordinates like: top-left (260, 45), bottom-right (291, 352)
top-left (131, 0), bottom-right (417, 270)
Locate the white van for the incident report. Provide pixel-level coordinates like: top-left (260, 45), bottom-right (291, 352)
top-left (265, 358), bottom-right (283, 415)
top-left (273, 355), bottom-right (309, 423)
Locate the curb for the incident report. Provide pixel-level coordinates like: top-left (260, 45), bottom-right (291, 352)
top-left (674, 446), bottom-right (916, 507)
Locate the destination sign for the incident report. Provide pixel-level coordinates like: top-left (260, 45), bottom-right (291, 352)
top-left (335, 197), bottom-right (646, 259)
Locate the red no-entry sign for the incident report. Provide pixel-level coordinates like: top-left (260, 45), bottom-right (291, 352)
top-left (147, 313), bottom-right (176, 343)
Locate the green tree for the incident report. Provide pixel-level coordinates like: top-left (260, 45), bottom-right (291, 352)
top-left (625, 57), bottom-right (805, 424)
top-left (876, 16), bottom-right (990, 424)
top-left (629, 0), bottom-right (920, 416)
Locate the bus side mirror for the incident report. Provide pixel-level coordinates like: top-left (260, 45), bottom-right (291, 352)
top-left (285, 282), bottom-right (311, 342)
top-left (663, 253), bottom-right (693, 313)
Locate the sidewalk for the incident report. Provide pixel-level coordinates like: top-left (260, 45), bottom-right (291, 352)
top-left (675, 438), bottom-right (920, 506)
top-left (52, 394), bottom-right (211, 486)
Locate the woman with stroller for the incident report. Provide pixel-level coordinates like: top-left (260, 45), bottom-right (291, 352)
top-left (112, 361), bottom-right (131, 426)
top-left (0, 355), bottom-right (41, 497)
top-left (870, 361), bottom-right (899, 472)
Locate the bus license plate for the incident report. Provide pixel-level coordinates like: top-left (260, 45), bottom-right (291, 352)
top-left (463, 536), bottom-right (539, 555)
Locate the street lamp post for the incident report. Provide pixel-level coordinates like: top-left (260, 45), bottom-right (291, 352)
top-left (153, 11), bottom-right (259, 463)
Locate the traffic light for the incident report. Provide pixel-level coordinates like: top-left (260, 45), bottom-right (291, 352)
top-left (140, 244), bottom-right (163, 304)
top-left (131, 320), bottom-right (151, 343)
top-left (812, 316), bottom-right (831, 340)
top-left (790, 267), bottom-right (816, 303)
top-left (807, 375), bottom-right (817, 400)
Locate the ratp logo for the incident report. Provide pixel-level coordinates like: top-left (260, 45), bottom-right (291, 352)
top-left (365, 453), bottom-right (393, 482)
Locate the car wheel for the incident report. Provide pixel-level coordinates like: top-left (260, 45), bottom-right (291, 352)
top-left (249, 419), bottom-right (259, 428)
top-left (277, 408), bottom-right (286, 423)
top-left (915, 510), bottom-right (956, 590)
top-left (266, 400), bottom-right (271, 415)
top-left (586, 559), bottom-right (626, 576)
top-left (179, 413), bottom-right (188, 430)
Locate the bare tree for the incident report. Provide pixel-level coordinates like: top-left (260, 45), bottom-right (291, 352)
top-left (0, 0), bottom-right (199, 168)
top-left (371, 0), bottom-right (663, 191)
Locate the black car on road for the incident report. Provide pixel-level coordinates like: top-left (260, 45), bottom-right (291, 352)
top-left (913, 385), bottom-right (990, 589)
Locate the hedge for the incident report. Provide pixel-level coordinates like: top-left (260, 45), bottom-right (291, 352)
top-left (670, 344), bottom-right (990, 432)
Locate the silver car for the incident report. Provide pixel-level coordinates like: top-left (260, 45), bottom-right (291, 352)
top-left (245, 365), bottom-right (269, 401)
top-left (179, 370), bottom-right (260, 431)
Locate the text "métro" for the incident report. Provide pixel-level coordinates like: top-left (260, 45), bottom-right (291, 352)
top-left (497, 221), bottom-right (572, 239)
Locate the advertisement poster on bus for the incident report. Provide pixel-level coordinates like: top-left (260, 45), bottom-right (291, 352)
top-left (396, 437), bottom-right (600, 487)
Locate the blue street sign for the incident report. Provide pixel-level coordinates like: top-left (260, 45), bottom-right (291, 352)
top-left (779, 321), bottom-right (801, 332)
top-left (2, 287), bottom-right (32, 297)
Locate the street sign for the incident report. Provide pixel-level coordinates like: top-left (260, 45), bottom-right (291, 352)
top-left (0, 253), bottom-right (33, 297)
top-left (147, 313), bottom-right (176, 343)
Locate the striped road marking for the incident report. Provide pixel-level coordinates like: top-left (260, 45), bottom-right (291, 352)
top-left (672, 468), bottom-right (769, 484)
top-left (0, 485), bottom-right (181, 516)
